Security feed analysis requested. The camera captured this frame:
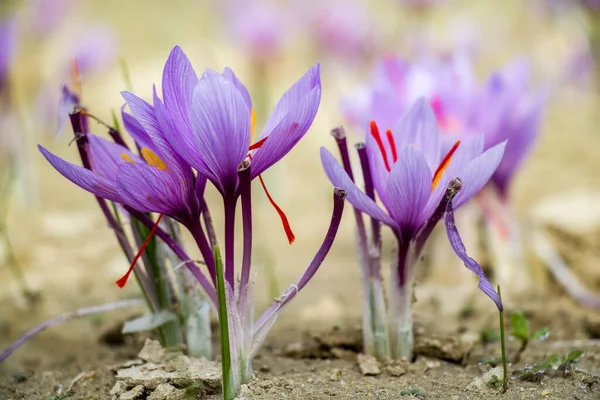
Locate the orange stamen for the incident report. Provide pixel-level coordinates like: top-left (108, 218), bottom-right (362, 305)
top-left (258, 174), bottom-right (295, 244)
top-left (370, 121), bottom-right (390, 172)
top-left (141, 148), bottom-right (169, 171)
top-left (71, 59), bottom-right (81, 96)
top-left (121, 153), bottom-right (134, 163)
top-left (249, 136), bottom-right (268, 151)
top-left (386, 129), bottom-right (398, 163)
top-left (432, 140), bottom-right (460, 191)
top-left (116, 214), bottom-right (163, 288)
top-left (250, 108), bottom-right (256, 142)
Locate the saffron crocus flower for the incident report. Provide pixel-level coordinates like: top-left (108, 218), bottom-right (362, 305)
top-left (342, 54), bottom-right (546, 200)
top-left (322, 98), bottom-right (504, 359)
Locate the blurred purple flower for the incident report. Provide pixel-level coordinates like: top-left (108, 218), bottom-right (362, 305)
top-left (323, 98), bottom-right (504, 309)
top-left (0, 18), bottom-right (17, 90)
top-left (69, 26), bottom-right (117, 78)
top-left (308, 0), bottom-right (375, 61)
top-left (342, 54), bottom-right (546, 198)
top-left (27, 0), bottom-right (71, 35)
top-left (219, 0), bottom-right (296, 61)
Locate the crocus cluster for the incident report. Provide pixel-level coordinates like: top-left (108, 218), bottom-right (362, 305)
top-left (38, 46), bottom-right (344, 397)
top-left (324, 98), bottom-right (505, 359)
top-left (342, 54), bottom-right (546, 200)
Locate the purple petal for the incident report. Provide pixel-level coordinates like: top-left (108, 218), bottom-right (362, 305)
top-left (445, 200), bottom-right (503, 310)
top-left (222, 67), bottom-right (252, 109)
top-left (491, 93), bottom-right (546, 196)
top-left (421, 134), bottom-right (485, 220)
top-left (320, 147), bottom-right (396, 227)
top-left (0, 17), bottom-right (17, 83)
top-left (161, 45), bottom-right (197, 138)
top-left (386, 146), bottom-right (432, 234)
top-left (116, 162), bottom-right (193, 220)
top-left (453, 141), bottom-right (506, 208)
top-left (251, 85), bottom-right (321, 178)
top-left (189, 69), bottom-right (251, 194)
top-left (38, 145), bottom-right (122, 203)
top-left (392, 98), bottom-right (441, 172)
top-left (121, 107), bottom-right (156, 151)
top-left (259, 63), bottom-right (321, 140)
top-left (87, 134), bottom-right (140, 182)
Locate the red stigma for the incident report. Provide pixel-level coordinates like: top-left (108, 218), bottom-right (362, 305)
top-left (258, 174), bottom-right (295, 244)
top-left (370, 121), bottom-right (390, 172)
top-left (116, 213), bottom-right (163, 288)
top-left (249, 136), bottom-right (268, 151)
top-left (386, 129), bottom-right (398, 163)
top-left (432, 140), bottom-right (460, 190)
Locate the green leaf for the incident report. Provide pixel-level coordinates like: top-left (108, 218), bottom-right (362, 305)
top-left (531, 327), bottom-right (550, 341)
top-left (564, 350), bottom-right (584, 364)
top-left (400, 388), bottom-right (426, 398)
top-left (480, 328), bottom-right (500, 344)
top-left (122, 310), bottom-right (178, 334)
top-left (214, 245), bottom-right (232, 400)
top-left (509, 311), bottom-right (530, 341)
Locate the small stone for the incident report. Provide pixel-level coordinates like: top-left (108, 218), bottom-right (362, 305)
top-left (147, 383), bottom-right (176, 400)
top-left (138, 339), bottom-right (168, 363)
top-left (110, 381), bottom-right (128, 396)
top-left (119, 385), bottom-right (145, 400)
top-left (329, 368), bottom-right (341, 381)
top-left (467, 367), bottom-right (504, 391)
top-left (425, 360), bottom-right (441, 371)
top-left (541, 389), bottom-right (551, 396)
top-left (385, 364), bottom-right (407, 377)
top-left (307, 378), bottom-right (314, 383)
top-left (414, 335), bottom-right (472, 363)
top-left (357, 353), bottom-right (381, 376)
top-left (331, 347), bottom-right (357, 362)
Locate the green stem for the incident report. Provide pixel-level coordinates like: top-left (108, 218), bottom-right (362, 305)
top-left (214, 245), bottom-right (232, 400)
top-left (498, 285), bottom-right (508, 393)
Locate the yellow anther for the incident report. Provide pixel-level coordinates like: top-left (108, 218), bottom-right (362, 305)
top-left (121, 153), bottom-right (134, 163)
top-left (250, 108), bottom-right (256, 142)
top-left (141, 148), bottom-right (169, 171)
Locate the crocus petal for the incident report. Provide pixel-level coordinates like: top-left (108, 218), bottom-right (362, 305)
top-left (116, 162), bottom-right (193, 220)
top-left (87, 134), bottom-right (141, 182)
top-left (445, 200), bottom-right (503, 311)
top-left (222, 67), bottom-right (252, 109)
top-left (121, 106), bottom-right (156, 151)
top-left (386, 146), bottom-right (432, 234)
top-left (260, 63), bottom-right (321, 139)
top-left (320, 147), bottom-right (396, 227)
top-left (251, 86), bottom-right (321, 178)
top-left (162, 45), bottom-right (197, 136)
top-left (38, 145), bottom-right (122, 203)
top-left (491, 92), bottom-right (546, 195)
top-left (452, 141), bottom-right (506, 208)
top-left (421, 134), bottom-right (485, 220)
top-left (189, 69), bottom-right (251, 194)
top-left (365, 130), bottom-right (391, 206)
top-left (392, 98), bottom-right (441, 172)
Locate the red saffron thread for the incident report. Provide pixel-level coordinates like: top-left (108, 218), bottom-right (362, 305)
top-left (370, 121), bottom-right (390, 172)
top-left (116, 213), bottom-right (164, 288)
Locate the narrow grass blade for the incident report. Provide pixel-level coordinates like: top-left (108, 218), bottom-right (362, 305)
top-left (214, 245), bottom-right (232, 399)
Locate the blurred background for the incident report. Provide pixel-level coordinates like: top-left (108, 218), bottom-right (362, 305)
top-left (1, 0), bottom-right (600, 369)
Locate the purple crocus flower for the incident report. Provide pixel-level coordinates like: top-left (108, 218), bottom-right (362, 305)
top-left (0, 18), bottom-right (17, 92)
top-left (40, 119), bottom-right (199, 226)
top-left (308, 0), bottom-right (376, 61)
top-left (342, 54), bottom-right (546, 200)
top-left (153, 46), bottom-right (321, 197)
top-left (322, 99), bottom-right (504, 358)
